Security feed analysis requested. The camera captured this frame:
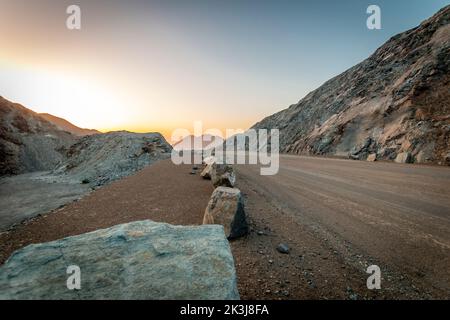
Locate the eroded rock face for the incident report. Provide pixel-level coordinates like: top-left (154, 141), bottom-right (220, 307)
top-left (203, 187), bottom-right (248, 240)
top-left (251, 6), bottom-right (450, 165)
top-left (211, 164), bottom-right (236, 188)
top-left (0, 220), bottom-right (240, 300)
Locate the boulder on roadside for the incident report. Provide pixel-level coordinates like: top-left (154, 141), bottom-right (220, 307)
top-left (203, 187), bottom-right (248, 240)
top-left (394, 152), bottom-right (412, 164)
top-left (201, 163), bottom-right (214, 180)
top-left (0, 220), bottom-right (240, 300)
top-left (366, 154), bottom-right (377, 162)
top-left (211, 164), bottom-right (236, 188)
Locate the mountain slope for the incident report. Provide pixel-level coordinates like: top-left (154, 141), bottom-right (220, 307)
top-left (1, 97), bottom-right (173, 185)
top-left (0, 96), bottom-right (76, 175)
top-left (252, 6), bottom-right (450, 165)
top-left (39, 113), bottom-right (100, 136)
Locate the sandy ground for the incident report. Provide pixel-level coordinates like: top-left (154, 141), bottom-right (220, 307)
top-left (231, 155), bottom-right (450, 299)
top-left (1, 155), bottom-right (450, 300)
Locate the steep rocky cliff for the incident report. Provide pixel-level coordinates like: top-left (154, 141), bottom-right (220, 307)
top-left (252, 6), bottom-right (450, 165)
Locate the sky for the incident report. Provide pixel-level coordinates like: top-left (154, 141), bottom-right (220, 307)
top-left (0, 0), bottom-right (449, 142)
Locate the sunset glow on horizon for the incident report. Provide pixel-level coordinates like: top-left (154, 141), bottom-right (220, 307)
top-left (1, 0), bottom-right (448, 143)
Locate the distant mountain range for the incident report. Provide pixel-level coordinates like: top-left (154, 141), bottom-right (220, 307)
top-left (252, 5), bottom-right (450, 165)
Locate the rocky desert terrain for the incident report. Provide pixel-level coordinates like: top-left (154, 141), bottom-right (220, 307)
top-left (1, 6), bottom-right (450, 300)
top-left (0, 97), bottom-right (172, 230)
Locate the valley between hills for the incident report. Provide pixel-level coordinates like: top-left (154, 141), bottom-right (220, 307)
top-left (1, 6), bottom-right (449, 300)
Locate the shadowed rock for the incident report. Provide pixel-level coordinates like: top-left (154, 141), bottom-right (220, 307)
top-left (203, 187), bottom-right (248, 240)
top-left (395, 152), bottom-right (412, 164)
top-left (211, 164), bottom-right (236, 188)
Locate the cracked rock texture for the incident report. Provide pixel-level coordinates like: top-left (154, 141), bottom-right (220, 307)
top-left (0, 220), bottom-right (240, 300)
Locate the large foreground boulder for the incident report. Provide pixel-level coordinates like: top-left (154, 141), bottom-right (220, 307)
top-left (0, 220), bottom-right (239, 300)
top-left (203, 187), bottom-right (248, 240)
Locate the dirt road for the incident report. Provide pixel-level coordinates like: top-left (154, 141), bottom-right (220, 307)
top-left (1, 155), bottom-right (449, 299)
top-left (231, 155), bottom-right (450, 299)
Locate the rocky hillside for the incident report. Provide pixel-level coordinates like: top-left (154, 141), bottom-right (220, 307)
top-left (39, 113), bottom-right (100, 136)
top-left (53, 131), bottom-right (172, 186)
top-left (1, 96), bottom-right (173, 186)
top-left (0, 96), bottom-right (76, 175)
top-left (252, 6), bottom-right (450, 165)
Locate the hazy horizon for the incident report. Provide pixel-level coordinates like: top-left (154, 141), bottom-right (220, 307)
top-left (1, 0), bottom-right (449, 142)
